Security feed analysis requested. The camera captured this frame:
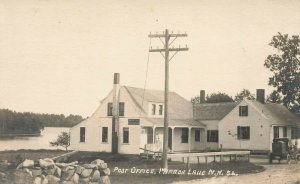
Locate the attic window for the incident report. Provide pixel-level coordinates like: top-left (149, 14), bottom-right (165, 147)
top-left (159, 105), bottom-right (163, 115)
top-left (151, 104), bottom-right (156, 115)
top-left (239, 106), bottom-right (248, 116)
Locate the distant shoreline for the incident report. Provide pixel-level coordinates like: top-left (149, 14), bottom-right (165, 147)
top-left (0, 132), bottom-right (41, 138)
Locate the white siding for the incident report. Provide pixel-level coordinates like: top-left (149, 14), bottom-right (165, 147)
top-left (219, 100), bottom-right (271, 151)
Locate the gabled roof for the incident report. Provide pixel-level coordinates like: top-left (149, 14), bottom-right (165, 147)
top-left (123, 86), bottom-right (193, 119)
top-left (251, 101), bottom-right (300, 126)
top-left (193, 102), bottom-right (238, 120)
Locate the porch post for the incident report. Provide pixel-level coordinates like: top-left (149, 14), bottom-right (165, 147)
top-left (171, 127), bottom-right (174, 152)
top-left (188, 127), bottom-right (191, 152)
top-left (153, 126), bottom-right (156, 152)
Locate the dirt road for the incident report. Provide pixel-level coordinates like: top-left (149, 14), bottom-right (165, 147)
top-left (174, 157), bottom-right (300, 184)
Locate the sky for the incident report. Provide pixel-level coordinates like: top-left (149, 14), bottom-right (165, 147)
top-left (1, 0), bottom-right (300, 117)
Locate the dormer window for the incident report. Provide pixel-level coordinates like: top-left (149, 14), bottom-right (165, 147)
top-left (239, 106), bottom-right (248, 116)
top-left (151, 104), bottom-right (156, 115)
top-left (159, 105), bottom-right (163, 115)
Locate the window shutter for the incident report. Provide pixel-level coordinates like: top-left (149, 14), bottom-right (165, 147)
top-left (237, 126), bottom-right (241, 139)
top-left (239, 106), bottom-right (242, 116)
top-left (245, 106), bottom-right (248, 116)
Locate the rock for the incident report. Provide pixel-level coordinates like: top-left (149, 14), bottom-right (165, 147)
top-left (71, 173), bottom-right (79, 184)
top-left (46, 175), bottom-right (60, 184)
top-left (54, 165), bottom-right (61, 178)
top-left (75, 165), bottom-right (85, 175)
top-left (33, 176), bottom-right (42, 184)
top-left (23, 168), bottom-right (33, 177)
top-left (61, 166), bottom-right (75, 181)
top-left (44, 167), bottom-right (56, 175)
top-left (103, 168), bottom-right (110, 176)
top-left (39, 158), bottom-right (55, 169)
top-left (82, 163), bottom-right (98, 169)
top-left (32, 167), bottom-right (42, 177)
top-left (79, 177), bottom-right (90, 184)
top-left (98, 162), bottom-right (107, 169)
top-left (62, 181), bottom-right (73, 184)
top-left (17, 159), bottom-right (34, 169)
top-left (91, 159), bottom-right (104, 165)
top-left (40, 177), bottom-right (48, 184)
top-left (0, 171), bottom-right (6, 178)
top-left (80, 168), bottom-right (93, 178)
top-left (91, 170), bottom-right (101, 182)
top-left (100, 176), bottom-right (111, 184)
top-left (56, 161), bottom-right (78, 168)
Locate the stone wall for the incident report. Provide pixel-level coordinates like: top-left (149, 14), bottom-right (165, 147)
top-left (16, 158), bottom-right (110, 184)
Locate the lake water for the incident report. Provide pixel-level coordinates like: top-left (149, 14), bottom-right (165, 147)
top-left (0, 127), bottom-right (70, 151)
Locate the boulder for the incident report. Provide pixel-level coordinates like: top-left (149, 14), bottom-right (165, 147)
top-left (0, 171), bottom-right (6, 178)
top-left (23, 168), bottom-right (33, 177)
top-left (32, 167), bottom-right (42, 177)
top-left (62, 181), bottom-right (73, 184)
top-left (61, 166), bottom-right (75, 181)
top-left (44, 167), bottom-right (56, 175)
top-left (75, 165), bottom-right (85, 175)
top-left (82, 163), bottom-right (98, 169)
top-left (79, 177), bottom-right (90, 184)
top-left (103, 168), bottom-right (110, 176)
top-left (91, 159), bottom-right (104, 165)
top-left (91, 170), bottom-right (101, 182)
top-left (100, 175), bottom-right (111, 184)
top-left (45, 175), bottom-right (59, 184)
top-left (56, 161), bottom-right (78, 168)
top-left (71, 173), bottom-right (79, 184)
top-left (17, 159), bottom-right (34, 169)
top-left (33, 176), bottom-right (42, 184)
top-left (54, 165), bottom-right (61, 178)
top-left (39, 158), bottom-right (55, 169)
top-left (41, 176), bottom-right (49, 184)
top-left (80, 168), bottom-right (93, 178)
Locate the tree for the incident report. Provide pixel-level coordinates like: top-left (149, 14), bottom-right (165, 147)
top-left (191, 92), bottom-right (234, 104)
top-left (266, 90), bottom-right (283, 104)
top-left (206, 92), bottom-right (234, 103)
top-left (50, 131), bottom-right (70, 152)
top-left (234, 89), bottom-right (255, 102)
top-left (264, 33), bottom-right (300, 113)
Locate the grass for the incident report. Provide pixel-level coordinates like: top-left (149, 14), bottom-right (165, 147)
top-left (0, 150), bottom-right (265, 184)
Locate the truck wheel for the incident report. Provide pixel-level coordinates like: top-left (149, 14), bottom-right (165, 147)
top-left (268, 153), bottom-right (273, 164)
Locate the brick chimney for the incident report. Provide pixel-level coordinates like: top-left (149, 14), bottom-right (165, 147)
top-left (112, 73), bottom-right (120, 154)
top-left (256, 89), bottom-right (265, 104)
top-left (200, 90), bottom-right (205, 104)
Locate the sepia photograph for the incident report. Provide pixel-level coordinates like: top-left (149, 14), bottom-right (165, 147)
top-left (0, 0), bottom-right (299, 183)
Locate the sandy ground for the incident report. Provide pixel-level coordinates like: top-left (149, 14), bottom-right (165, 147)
top-left (173, 156), bottom-right (300, 184)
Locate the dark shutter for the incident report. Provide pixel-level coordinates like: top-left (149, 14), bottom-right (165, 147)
top-left (107, 103), bottom-right (113, 116)
top-left (245, 106), bottom-right (248, 116)
top-left (237, 126), bottom-right (241, 139)
top-left (80, 127), bottom-right (85, 142)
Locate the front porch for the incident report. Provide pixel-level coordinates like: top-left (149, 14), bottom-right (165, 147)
top-left (139, 118), bottom-right (206, 153)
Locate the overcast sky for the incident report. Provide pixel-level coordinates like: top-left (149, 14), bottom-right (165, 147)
top-left (1, 0), bottom-right (300, 117)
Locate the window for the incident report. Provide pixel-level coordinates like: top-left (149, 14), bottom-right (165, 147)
top-left (207, 130), bottom-right (218, 142)
top-left (283, 127), bottom-right (287, 137)
top-left (107, 103), bottom-right (113, 116)
top-left (147, 128), bottom-right (153, 144)
top-left (274, 126), bottom-right (279, 139)
top-left (80, 127), bottom-right (85, 142)
top-left (159, 105), bottom-right (163, 115)
top-left (119, 102), bottom-right (125, 116)
top-left (107, 102), bottom-right (125, 116)
top-left (123, 127), bottom-right (129, 143)
top-left (102, 127), bottom-right (108, 143)
top-left (195, 129), bottom-right (201, 142)
top-left (151, 104), bottom-right (156, 115)
top-left (291, 128), bottom-right (299, 139)
top-left (181, 128), bottom-right (189, 143)
top-left (237, 126), bottom-right (250, 140)
top-left (239, 106), bottom-right (248, 116)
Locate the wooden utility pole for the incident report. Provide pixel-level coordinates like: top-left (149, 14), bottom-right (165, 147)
top-left (148, 29), bottom-right (188, 169)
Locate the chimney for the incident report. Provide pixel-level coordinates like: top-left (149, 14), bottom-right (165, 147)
top-left (256, 89), bottom-right (265, 104)
top-left (200, 90), bottom-right (205, 103)
top-left (112, 73), bottom-right (120, 154)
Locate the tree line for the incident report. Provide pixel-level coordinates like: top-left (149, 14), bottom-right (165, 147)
top-left (0, 109), bottom-right (84, 135)
top-left (192, 33), bottom-right (300, 115)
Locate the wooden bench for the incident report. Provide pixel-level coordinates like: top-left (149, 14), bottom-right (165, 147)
top-left (139, 148), bottom-right (162, 160)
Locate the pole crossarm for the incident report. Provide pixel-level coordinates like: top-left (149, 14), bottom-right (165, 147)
top-left (149, 48), bottom-right (189, 52)
top-left (148, 33), bottom-right (188, 38)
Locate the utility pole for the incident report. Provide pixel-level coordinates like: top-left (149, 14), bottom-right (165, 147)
top-left (148, 29), bottom-right (188, 169)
